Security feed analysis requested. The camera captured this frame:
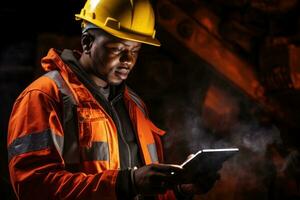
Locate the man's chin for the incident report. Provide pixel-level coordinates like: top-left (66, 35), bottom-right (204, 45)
top-left (108, 79), bottom-right (124, 86)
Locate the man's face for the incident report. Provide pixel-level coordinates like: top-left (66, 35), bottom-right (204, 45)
top-left (89, 30), bottom-right (142, 86)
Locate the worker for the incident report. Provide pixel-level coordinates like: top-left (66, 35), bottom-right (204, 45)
top-left (7, 0), bottom-right (219, 199)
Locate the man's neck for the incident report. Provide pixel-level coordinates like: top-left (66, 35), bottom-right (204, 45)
top-left (79, 55), bottom-right (108, 88)
top-left (89, 74), bottom-right (108, 88)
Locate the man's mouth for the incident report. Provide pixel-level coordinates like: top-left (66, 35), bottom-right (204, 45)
top-left (115, 68), bottom-right (129, 80)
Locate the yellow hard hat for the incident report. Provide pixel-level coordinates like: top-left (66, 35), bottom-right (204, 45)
top-left (75, 0), bottom-right (161, 46)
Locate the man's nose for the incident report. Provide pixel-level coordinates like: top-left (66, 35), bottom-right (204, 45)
top-left (119, 51), bottom-right (134, 67)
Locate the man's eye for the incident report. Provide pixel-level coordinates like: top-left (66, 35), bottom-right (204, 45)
top-left (111, 48), bottom-right (123, 53)
top-left (132, 50), bottom-right (139, 55)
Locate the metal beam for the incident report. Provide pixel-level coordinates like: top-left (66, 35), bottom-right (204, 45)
top-left (156, 0), bottom-right (293, 125)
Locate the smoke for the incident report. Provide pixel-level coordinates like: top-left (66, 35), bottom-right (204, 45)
top-left (162, 95), bottom-right (282, 157)
top-left (159, 88), bottom-right (300, 199)
top-left (210, 121), bottom-right (283, 200)
top-left (230, 120), bottom-right (282, 153)
top-left (162, 97), bottom-right (217, 164)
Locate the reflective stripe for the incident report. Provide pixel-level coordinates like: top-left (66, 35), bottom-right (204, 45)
top-left (44, 71), bottom-right (79, 164)
top-left (81, 142), bottom-right (109, 161)
top-left (127, 88), bottom-right (148, 117)
top-left (44, 71), bottom-right (75, 100)
top-left (8, 129), bottom-right (63, 161)
top-left (52, 133), bottom-right (64, 156)
top-left (147, 143), bottom-right (158, 163)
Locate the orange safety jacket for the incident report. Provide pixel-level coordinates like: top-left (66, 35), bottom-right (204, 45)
top-left (7, 49), bottom-right (177, 200)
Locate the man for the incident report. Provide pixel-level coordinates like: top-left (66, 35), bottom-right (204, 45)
top-left (7, 0), bottom-right (218, 199)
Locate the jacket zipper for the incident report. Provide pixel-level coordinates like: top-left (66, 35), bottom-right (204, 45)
top-left (110, 97), bottom-right (132, 168)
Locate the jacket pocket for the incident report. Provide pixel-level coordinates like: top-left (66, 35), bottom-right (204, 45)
top-left (77, 107), bottom-right (109, 147)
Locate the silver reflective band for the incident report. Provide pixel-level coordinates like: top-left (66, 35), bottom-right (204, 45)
top-left (127, 88), bottom-right (147, 117)
top-left (8, 129), bottom-right (63, 161)
top-left (81, 142), bottom-right (109, 161)
top-left (44, 71), bottom-right (76, 103)
top-left (44, 70), bottom-right (79, 164)
top-left (147, 143), bottom-right (158, 163)
top-left (52, 133), bottom-right (64, 156)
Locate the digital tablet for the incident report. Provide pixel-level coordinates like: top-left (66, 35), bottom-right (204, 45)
top-left (179, 148), bottom-right (239, 182)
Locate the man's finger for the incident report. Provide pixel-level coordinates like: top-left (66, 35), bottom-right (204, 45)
top-left (153, 164), bottom-right (183, 173)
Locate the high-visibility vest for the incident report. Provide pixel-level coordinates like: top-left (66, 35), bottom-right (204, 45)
top-left (8, 49), bottom-right (176, 199)
top-left (43, 69), bottom-right (164, 170)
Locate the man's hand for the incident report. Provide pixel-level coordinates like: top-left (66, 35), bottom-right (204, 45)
top-left (179, 171), bottom-right (220, 195)
top-left (175, 153), bottom-right (222, 196)
top-left (133, 164), bottom-right (183, 195)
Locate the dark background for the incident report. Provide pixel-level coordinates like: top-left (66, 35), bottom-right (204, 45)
top-left (1, 0), bottom-right (300, 199)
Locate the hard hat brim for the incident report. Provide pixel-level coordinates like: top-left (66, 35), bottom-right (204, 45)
top-left (76, 15), bottom-right (161, 47)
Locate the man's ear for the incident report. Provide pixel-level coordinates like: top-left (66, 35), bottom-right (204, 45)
top-left (81, 32), bottom-right (94, 54)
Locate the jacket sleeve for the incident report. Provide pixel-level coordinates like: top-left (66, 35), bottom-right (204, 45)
top-left (152, 128), bottom-right (180, 200)
top-left (7, 89), bottom-right (119, 200)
